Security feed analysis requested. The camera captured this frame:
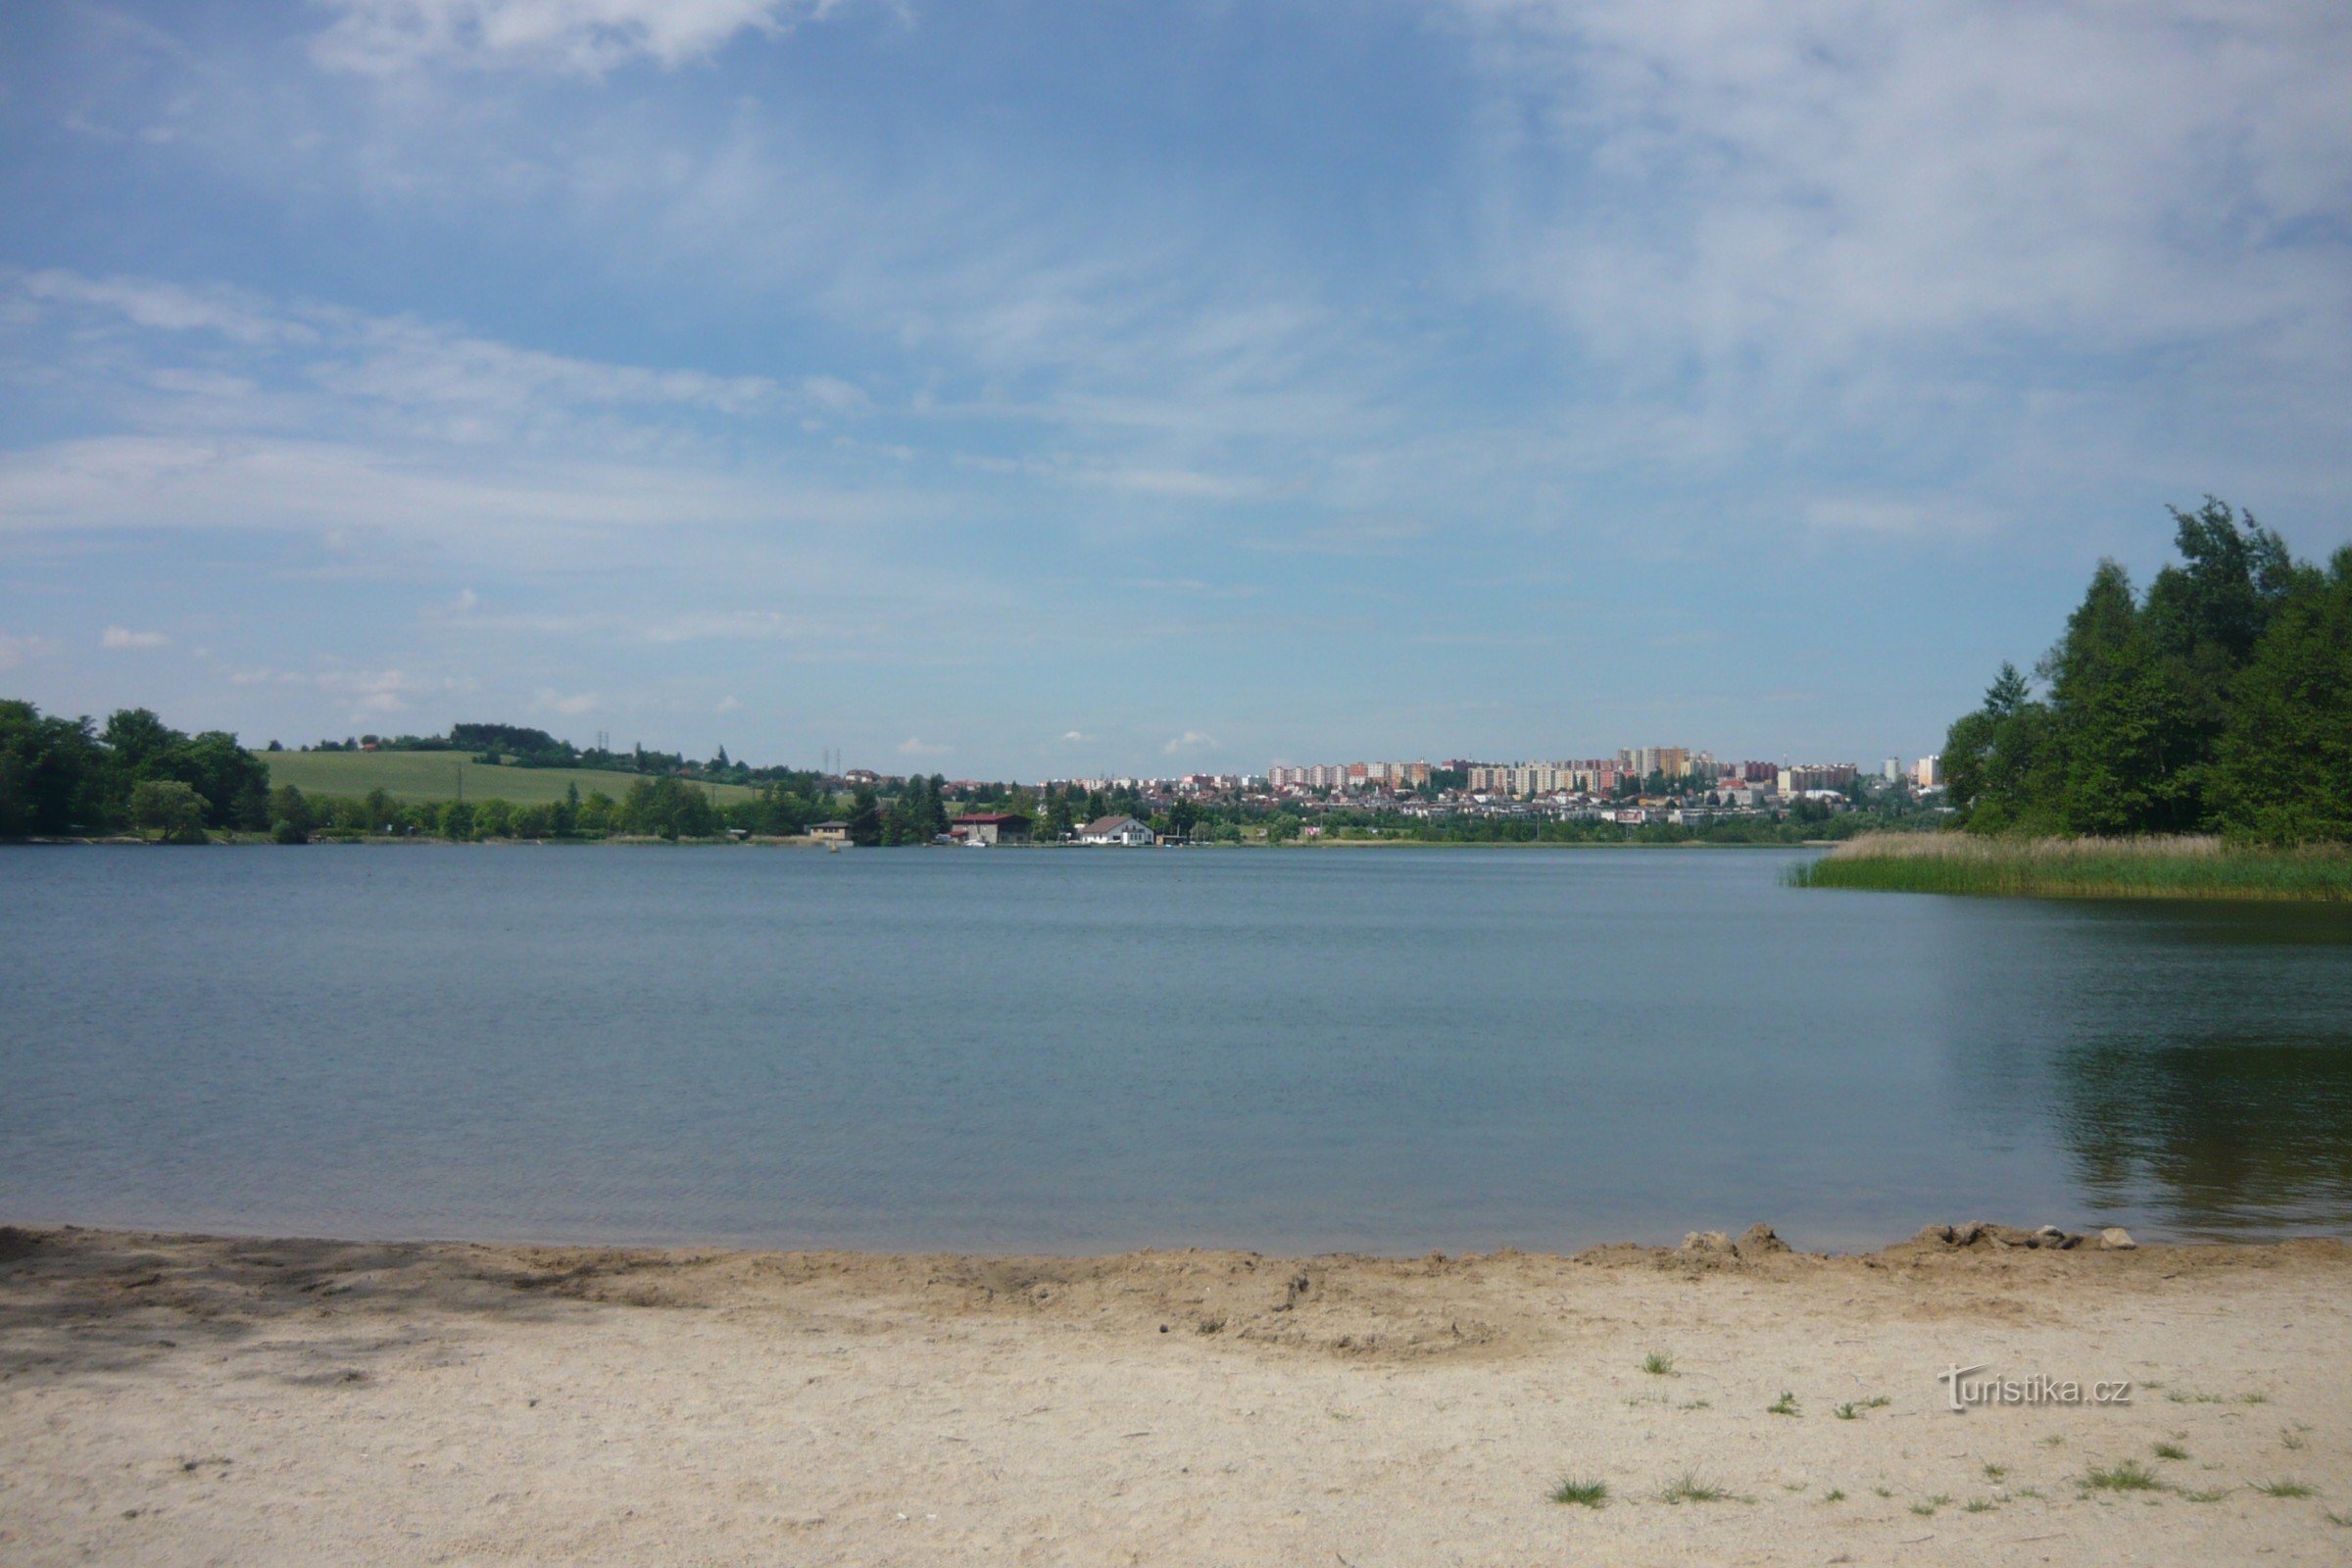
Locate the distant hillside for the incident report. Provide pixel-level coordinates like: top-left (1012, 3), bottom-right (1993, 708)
top-left (258, 750), bottom-right (760, 807)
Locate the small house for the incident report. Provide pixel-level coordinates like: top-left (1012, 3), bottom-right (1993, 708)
top-left (951, 811), bottom-right (1030, 846)
top-left (1078, 814), bottom-right (1154, 847)
top-left (808, 820), bottom-right (850, 844)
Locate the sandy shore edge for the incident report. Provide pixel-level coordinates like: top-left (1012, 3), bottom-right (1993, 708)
top-left (6, 1222), bottom-right (2349, 1565)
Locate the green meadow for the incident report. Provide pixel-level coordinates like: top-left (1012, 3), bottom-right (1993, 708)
top-left (1791, 832), bottom-right (2352, 902)
top-left (257, 750), bottom-right (760, 807)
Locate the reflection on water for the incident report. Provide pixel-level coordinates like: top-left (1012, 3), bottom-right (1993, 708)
top-left (2058, 1040), bottom-right (2352, 1238)
top-left (1939, 897), bottom-right (2352, 1240)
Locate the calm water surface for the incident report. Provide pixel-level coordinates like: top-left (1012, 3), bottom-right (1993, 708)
top-left (4, 846), bottom-right (2349, 1252)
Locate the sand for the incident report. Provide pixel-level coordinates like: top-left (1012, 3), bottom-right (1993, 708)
top-left (3, 1222), bottom-right (2348, 1565)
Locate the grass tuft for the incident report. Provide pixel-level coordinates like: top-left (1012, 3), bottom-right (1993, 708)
top-left (2084, 1461), bottom-right (2165, 1493)
top-left (1823, 1489), bottom-right (1846, 1502)
top-left (1642, 1352), bottom-right (1677, 1377)
top-left (2253, 1480), bottom-right (2315, 1498)
top-left (2154, 1443), bottom-right (2187, 1460)
top-left (1549, 1476), bottom-right (1607, 1508)
top-left (1659, 1472), bottom-right (1738, 1505)
top-left (1983, 1463), bottom-right (2008, 1481)
top-left (1767, 1391), bottom-right (1800, 1417)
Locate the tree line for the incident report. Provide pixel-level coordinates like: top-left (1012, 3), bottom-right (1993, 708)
top-left (1, 704), bottom-right (271, 839)
top-left (1943, 500), bottom-right (2352, 842)
top-left (0, 704), bottom-right (844, 843)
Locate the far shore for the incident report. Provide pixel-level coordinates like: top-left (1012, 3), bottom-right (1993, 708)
top-left (4, 834), bottom-right (1834, 850)
top-left (6, 1222), bottom-right (2348, 1565)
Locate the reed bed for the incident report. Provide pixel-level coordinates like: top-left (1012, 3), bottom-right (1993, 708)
top-left (1789, 832), bottom-right (2352, 902)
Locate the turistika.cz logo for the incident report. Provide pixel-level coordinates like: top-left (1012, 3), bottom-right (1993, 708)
top-left (1937, 1363), bottom-right (2133, 1412)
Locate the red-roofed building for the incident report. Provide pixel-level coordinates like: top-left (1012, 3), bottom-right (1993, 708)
top-left (951, 811), bottom-right (1031, 846)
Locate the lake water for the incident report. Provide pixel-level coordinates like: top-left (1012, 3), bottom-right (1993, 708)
top-left (4, 846), bottom-right (2349, 1254)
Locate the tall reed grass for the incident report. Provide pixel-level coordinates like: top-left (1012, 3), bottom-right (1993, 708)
top-left (1788, 832), bottom-right (2352, 901)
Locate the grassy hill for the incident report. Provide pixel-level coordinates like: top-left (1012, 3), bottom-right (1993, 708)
top-left (258, 751), bottom-right (760, 807)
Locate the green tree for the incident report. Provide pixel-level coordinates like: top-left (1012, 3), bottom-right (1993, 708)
top-left (438, 800), bottom-right (477, 841)
top-left (0, 702), bottom-right (109, 836)
top-left (130, 779), bottom-right (210, 843)
top-left (846, 784), bottom-right (883, 847)
top-left (2040, 562), bottom-right (2199, 834)
top-left (2211, 547), bottom-right (2352, 842)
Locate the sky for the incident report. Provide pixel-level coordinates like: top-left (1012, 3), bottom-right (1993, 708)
top-left (2, 0), bottom-right (2348, 777)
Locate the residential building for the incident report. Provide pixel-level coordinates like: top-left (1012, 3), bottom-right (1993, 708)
top-left (1078, 814), bottom-right (1154, 846)
top-left (951, 811), bottom-right (1031, 846)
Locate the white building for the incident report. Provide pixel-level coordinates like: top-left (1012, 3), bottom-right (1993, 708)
top-left (1078, 814), bottom-right (1155, 846)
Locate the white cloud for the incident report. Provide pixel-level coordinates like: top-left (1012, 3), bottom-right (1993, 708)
top-left (1060, 730), bottom-right (1086, 743)
top-left (18, 270), bottom-right (312, 347)
top-left (714, 694), bottom-right (742, 713)
top-left (1162, 730), bottom-right (1216, 756)
top-left (534, 688), bottom-right (601, 715)
top-left (313, 666), bottom-right (473, 719)
top-left (100, 624), bottom-right (170, 650)
top-left (1458, 2), bottom-right (2352, 381)
top-left (0, 632), bottom-right (57, 670)
top-left (314, 0), bottom-right (852, 76)
top-left (895, 736), bottom-right (951, 757)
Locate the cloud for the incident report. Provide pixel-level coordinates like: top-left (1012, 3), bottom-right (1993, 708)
top-left (1161, 731), bottom-right (1216, 756)
top-left (533, 688), bottom-right (601, 715)
top-left (714, 694), bottom-right (742, 713)
top-left (313, 666), bottom-right (473, 719)
top-left (1244, 516), bottom-right (1432, 557)
top-left (0, 632), bottom-right (57, 670)
top-left (19, 270), bottom-right (311, 347)
top-left (1458, 2), bottom-right (2352, 384)
top-left (100, 624), bottom-right (170, 650)
top-left (1060, 730), bottom-right (1087, 743)
top-left (313, 0), bottom-right (852, 76)
top-left (895, 736), bottom-right (951, 757)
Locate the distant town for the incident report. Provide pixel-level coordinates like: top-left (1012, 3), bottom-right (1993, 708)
top-left (253, 726), bottom-right (1958, 847)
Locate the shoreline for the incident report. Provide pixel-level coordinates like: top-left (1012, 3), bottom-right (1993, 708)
top-left (4, 834), bottom-right (1831, 851)
top-left (7, 1223), bottom-right (2348, 1564)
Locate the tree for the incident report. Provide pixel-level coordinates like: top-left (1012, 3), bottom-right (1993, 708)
top-left (846, 784), bottom-right (883, 847)
top-left (268, 783), bottom-right (314, 843)
top-left (1940, 499), bottom-right (2344, 840)
top-left (130, 779), bottom-right (209, 843)
top-left (268, 784), bottom-right (315, 835)
top-left (2211, 547), bottom-right (2352, 842)
top-left (1, 702), bottom-right (108, 837)
top-left (617, 776), bottom-right (720, 839)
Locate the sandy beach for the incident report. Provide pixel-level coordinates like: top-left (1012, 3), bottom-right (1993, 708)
top-left (3, 1222), bottom-right (2348, 1565)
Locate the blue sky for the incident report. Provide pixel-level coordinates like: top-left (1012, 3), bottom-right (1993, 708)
top-left (3, 1), bottom-right (2348, 776)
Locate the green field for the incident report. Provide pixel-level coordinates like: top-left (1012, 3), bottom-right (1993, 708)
top-left (1790, 831), bottom-right (2352, 902)
top-left (258, 751), bottom-right (760, 807)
